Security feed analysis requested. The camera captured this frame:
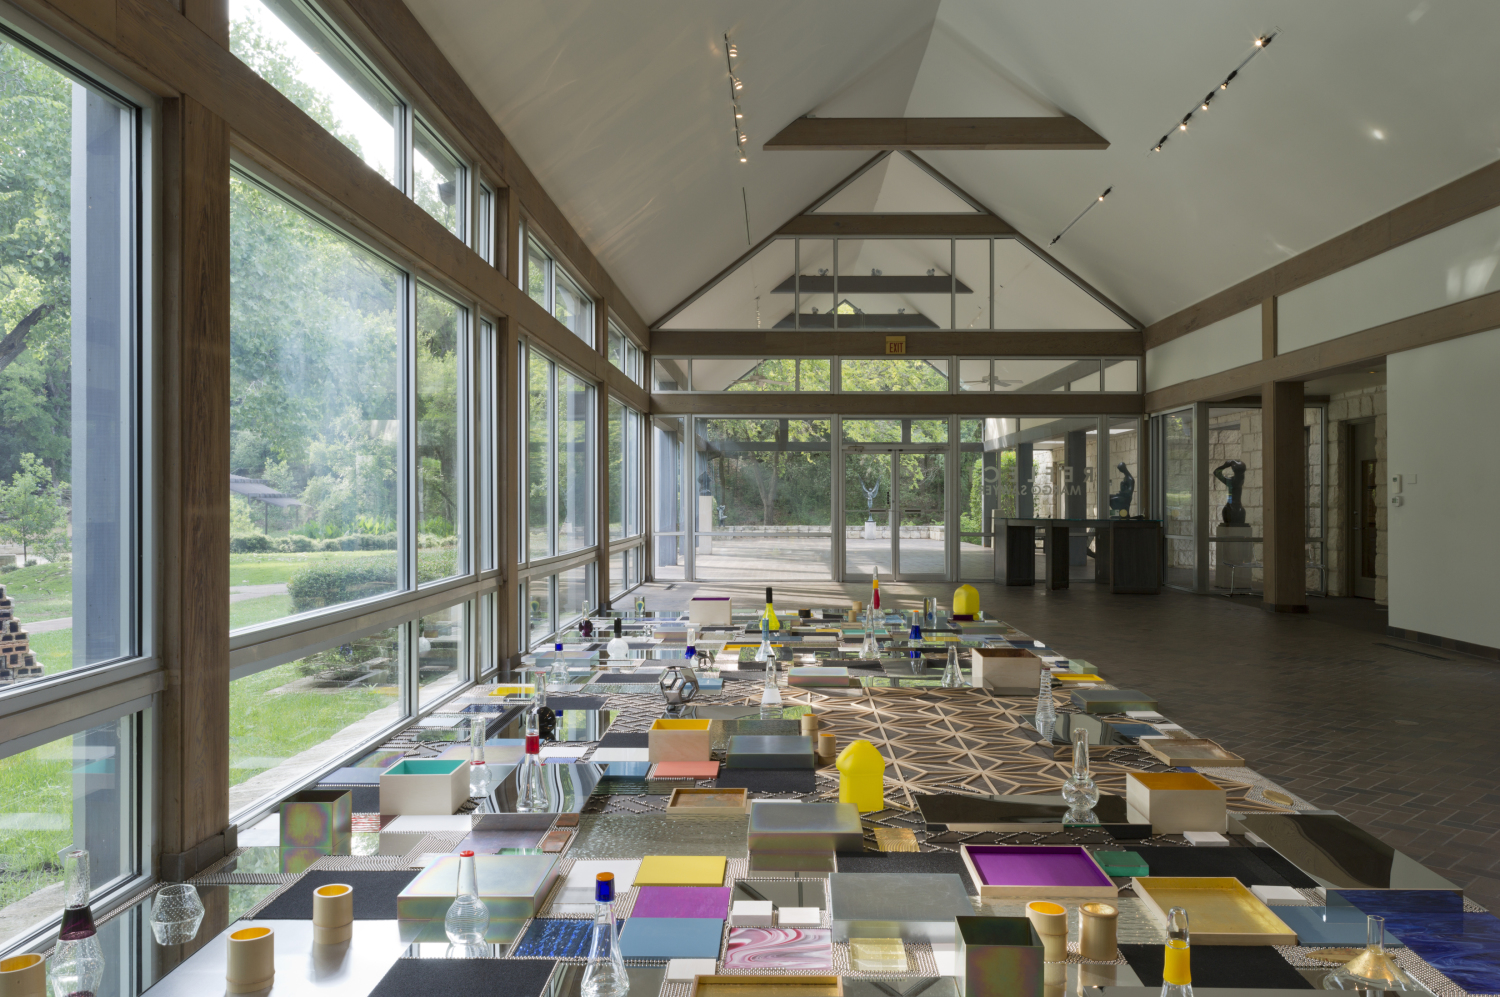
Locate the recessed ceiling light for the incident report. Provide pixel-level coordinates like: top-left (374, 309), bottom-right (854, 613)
top-left (1371, 128), bottom-right (1386, 140)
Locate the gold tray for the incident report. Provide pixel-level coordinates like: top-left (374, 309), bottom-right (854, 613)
top-left (1132, 877), bottom-right (1295, 945)
top-left (666, 787), bottom-right (749, 816)
top-left (690, 976), bottom-right (842, 997)
top-left (1139, 737), bottom-right (1244, 768)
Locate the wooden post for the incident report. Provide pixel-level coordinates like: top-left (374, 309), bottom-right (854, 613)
top-left (160, 95), bottom-right (233, 878)
top-left (500, 316), bottom-right (522, 675)
top-left (1262, 380), bottom-right (1308, 613)
top-left (1262, 297), bottom-right (1278, 360)
top-left (596, 302), bottom-right (612, 608)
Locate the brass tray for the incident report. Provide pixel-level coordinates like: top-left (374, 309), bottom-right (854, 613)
top-left (1132, 876), bottom-right (1295, 945)
top-left (1139, 737), bottom-right (1245, 768)
top-left (690, 976), bottom-right (842, 997)
top-left (666, 787), bottom-right (749, 816)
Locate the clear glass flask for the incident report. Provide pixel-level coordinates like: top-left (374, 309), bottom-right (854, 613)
top-left (444, 850), bottom-right (491, 945)
top-left (1160, 906), bottom-right (1192, 997)
top-left (754, 618), bottom-right (773, 663)
top-left (759, 647), bottom-right (783, 720)
top-left (605, 618), bottom-right (631, 661)
top-left (580, 873), bottom-right (629, 997)
top-left (859, 603), bottom-right (879, 659)
top-left (1035, 668), bottom-right (1057, 740)
top-left (51, 850), bottom-right (104, 997)
top-left (1062, 726), bottom-right (1101, 821)
top-left (940, 645), bottom-right (965, 688)
top-left (516, 710), bottom-right (553, 812)
top-left (1321, 915), bottom-right (1432, 993)
top-left (548, 642), bottom-right (568, 692)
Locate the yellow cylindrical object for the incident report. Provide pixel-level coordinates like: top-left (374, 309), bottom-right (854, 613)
top-left (800, 713), bottom-right (820, 737)
top-left (1042, 960), bottom-right (1067, 997)
top-left (952, 584), bottom-right (980, 617)
top-left (1025, 901), bottom-right (1068, 962)
top-left (1079, 902), bottom-right (1118, 960)
top-left (817, 732), bottom-right (836, 765)
top-left (1162, 941), bottom-right (1191, 986)
top-left (312, 883), bottom-right (354, 944)
top-left (0, 953), bottom-right (45, 997)
top-left (835, 739), bottom-right (886, 812)
top-left (226, 926), bottom-right (276, 993)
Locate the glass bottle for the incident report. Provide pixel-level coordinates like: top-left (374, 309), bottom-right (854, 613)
top-left (754, 618), bottom-right (773, 663)
top-left (548, 642), bottom-right (568, 692)
top-left (1035, 668), bottom-right (1057, 740)
top-left (580, 873), bottom-right (629, 997)
top-left (579, 605), bottom-right (593, 639)
top-left (51, 850), bottom-right (104, 997)
top-left (759, 644), bottom-right (783, 719)
top-left (871, 574), bottom-right (880, 613)
top-left (1321, 915), bottom-right (1431, 992)
top-left (941, 645), bottom-right (965, 688)
top-left (684, 626), bottom-right (697, 667)
top-left (469, 718), bottom-right (492, 797)
top-left (445, 849), bottom-right (491, 945)
top-left (516, 710), bottom-right (553, 812)
top-left (859, 603), bottom-right (879, 660)
top-left (1160, 907), bottom-right (1192, 997)
top-left (1063, 726), bottom-right (1101, 821)
top-left (633, 596), bottom-right (645, 617)
top-left (605, 618), bottom-right (631, 661)
top-left (907, 612), bottom-right (923, 666)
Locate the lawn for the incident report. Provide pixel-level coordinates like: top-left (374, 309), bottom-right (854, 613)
top-left (227, 550), bottom-right (392, 587)
top-left (0, 560), bottom-right (74, 623)
top-left (228, 660), bottom-right (398, 786)
top-left (0, 739), bottom-right (75, 912)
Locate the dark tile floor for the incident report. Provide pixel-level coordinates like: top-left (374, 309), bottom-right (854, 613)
top-left (635, 578), bottom-right (1500, 912)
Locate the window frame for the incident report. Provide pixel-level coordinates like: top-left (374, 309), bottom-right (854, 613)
top-left (524, 229), bottom-right (595, 347)
top-left (520, 341), bottom-right (598, 568)
top-left (411, 114), bottom-right (467, 240)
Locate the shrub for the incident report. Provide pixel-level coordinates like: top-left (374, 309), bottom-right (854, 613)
top-left (230, 533), bottom-right (272, 553)
top-left (288, 556), bottom-right (399, 612)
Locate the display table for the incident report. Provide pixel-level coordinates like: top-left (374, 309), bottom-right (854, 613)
top-left (995, 517), bottom-right (1162, 592)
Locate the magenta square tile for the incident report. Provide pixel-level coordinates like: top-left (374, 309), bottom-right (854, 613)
top-left (724, 927), bottom-right (833, 970)
top-left (965, 845), bottom-right (1113, 890)
top-left (631, 886), bottom-right (732, 919)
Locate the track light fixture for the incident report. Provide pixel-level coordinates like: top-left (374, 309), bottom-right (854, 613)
top-left (724, 33), bottom-right (749, 163)
top-left (1050, 186), bottom-right (1112, 246)
top-left (1149, 31), bottom-right (1277, 155)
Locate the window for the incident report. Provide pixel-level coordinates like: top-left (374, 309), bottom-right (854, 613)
top-left (840, 358), bottom-right (950, 392)
top-left (478, 321), bottom-right (497, 571)
top-left (230, 0), bottom-right (402, 187)
top-left (476, 183), bottom-right (495, 264)
top-left (416, 285), bottom-right (466, 584)
top-left (228, 173), bottom-right (401, 631)
top-left (610, 546), bottom-right (641, 598)
top-left (607, 322), bottom-right (644, 387)
top-left (0, 714), bottom-right (140, 949)
top-left (417, 601), bottom-right (467, 708)
top-left (228, 628), bottom-right (402, 815)
top-left (609, 400), bottom-right (642, 541)
top-left (413, 118), bottom-right (465, 238)
top-left (555, 563), bottom-right (593, 630)
top-left (525, 349), bottom-right (595, 560)
top-left (526, 237), bottom-right (593, 346)
top-left (524, 578), bottom-right (550, 648)
top-left (0, 32), bottom-right (139, 688)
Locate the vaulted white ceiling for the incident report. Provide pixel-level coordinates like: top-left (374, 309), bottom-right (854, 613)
top-left (403, 0), bottom-right (1500, 329)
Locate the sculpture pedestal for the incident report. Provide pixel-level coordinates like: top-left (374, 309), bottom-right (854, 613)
top-left (864, 518), bottom-right (877, 540)
top-left (1214, 524), bottom-right (1255, 589)
top-left (698, 495), bottom-right (715, 553)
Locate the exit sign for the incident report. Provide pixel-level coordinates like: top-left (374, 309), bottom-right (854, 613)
top-left (885, 336), bottom-right (906, 355)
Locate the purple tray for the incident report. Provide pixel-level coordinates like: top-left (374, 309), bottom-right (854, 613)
top-left (963, 845), bottom-right (1115, 896)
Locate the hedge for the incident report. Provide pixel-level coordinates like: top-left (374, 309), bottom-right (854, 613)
top-left (287, 548), bottom-right (459, 612)
top-left (230, 532), bottom-right (403, 554)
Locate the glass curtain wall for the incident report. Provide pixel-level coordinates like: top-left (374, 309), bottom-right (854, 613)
top-left (608, 400), bottom-right (644, 598)
top-left (0, 29), bottom-right (147, 947)
top-left (1154, 409), bottom-right (1196, 590)
top-left (694, 419), bottom-right (833, 581)
top-left (653, 417), bottom-right (686, 581)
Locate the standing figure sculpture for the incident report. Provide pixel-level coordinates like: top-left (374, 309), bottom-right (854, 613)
top-left (1213, 459), bottom-right (1247, 526)
top-left (860, 480), bottom-right (880, 514)
top-left (1108, 463), bottom-right (1135, 517)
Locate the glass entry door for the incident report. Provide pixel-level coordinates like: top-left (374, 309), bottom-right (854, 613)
top-left (842, 445), bottom-right (947, 580)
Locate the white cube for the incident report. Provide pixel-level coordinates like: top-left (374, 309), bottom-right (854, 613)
top-left (1183, 831), bottom-right (1229, 846)
top-left (729, 900), bottom-right (773, 926)
top-left (665, 959), bottom-right (718, 981)
top-left (688, 597), bottom-right (733, 625)
top-left (777, 907), bottom-right (821, 926)
top-left (1249, 884), bottom-right (1306, 904)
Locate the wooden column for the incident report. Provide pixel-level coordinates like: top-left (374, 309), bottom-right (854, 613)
top-left (500, 316), bottom-right (522, 675)
top-left (160, 95), bottom-right (233, 878)
top-left (1262, 297), bottom-right (1278, 359)
top-left (595, 302), bottom-right (611, 608)
top-left (1262, 380), bottom-right (1308, 613)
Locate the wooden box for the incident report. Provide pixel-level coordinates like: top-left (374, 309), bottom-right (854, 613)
top-left (1132, 876), bottom-right (1296, 945)
top-left (969, 647), bottom-right (1042, 694)
top-left (1126, 772), bottom-right (1227, 833)
top-left (666, 787), bottom-right (748, 816)
top-left (378, 758), bottom-right (470, 816)
top-left (649, 718), bottom-right (713, 763)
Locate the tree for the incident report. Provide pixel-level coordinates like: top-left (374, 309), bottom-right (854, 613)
top-left (0, 452), bottom-right (65, 564)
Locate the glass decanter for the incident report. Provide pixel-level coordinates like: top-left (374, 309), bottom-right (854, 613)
top-left (605, 618), bottom-right (631, 661)
top-left (548, 642), bottom-right (569, 692)
top-left (754, 618), bottom-right (773, 663)
top-left (759, 647), bottom-right (783, 719)
top-left (51, 850), bottom-right (104, 997)
top-left (1062, 726), bottom-right (1100, 822)
top-left (1034, 668), bottom-right (1057, 740)
top-left (940, 645), bottom-right (965, 688)
top-left (580, 873), bottom-right (629, 997)
top-left (468, 719), bottom-right (492, 797)
top-left (1160, 906), bottom-right (1192, 997)
top-left (444, 850), bottom-right (491, 945)
top-left (859, 603), bottom-right (879, 659)
top-left (515, 711), bottom-right (553, 812)
top-left (1321, 915), bottom-right (1431, 993)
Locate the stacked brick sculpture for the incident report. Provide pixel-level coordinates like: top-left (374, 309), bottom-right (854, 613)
top-left (0, 585), bottom-right (44, 686)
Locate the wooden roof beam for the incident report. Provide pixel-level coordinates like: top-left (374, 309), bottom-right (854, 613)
top-left (765, 116), bottom-right (1108, 152)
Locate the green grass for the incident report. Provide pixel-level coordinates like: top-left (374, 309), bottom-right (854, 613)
top-left (230, 594), bottom-right (296, 632)
top-left (0, 740), bottom-right (74, 912)
top-left (228, 550), bottom-right (392, 587)
top-left (0, 560), bottom-right (73, 622)
top-left (228, 661), bottom-right (398, 786)
top-left (32, 628), bottom-right (73, 676)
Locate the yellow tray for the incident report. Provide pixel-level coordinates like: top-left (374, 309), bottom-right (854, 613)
top-left (1140, 737), bottom-right (1245, 768)
top-left (690, 977), bottom-right (842, 997)
top-left (1132, 877), bottom-right (1295, 945)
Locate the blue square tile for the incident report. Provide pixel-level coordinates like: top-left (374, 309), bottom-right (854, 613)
top-left (1274, 905), bottom-right (1401, 947)
top-left (1334, 890), bottom-right (1500, 995)
top-left (618, 917), bottom-right (724, 959)
top-left (510, 917), bottom-right (623, 958)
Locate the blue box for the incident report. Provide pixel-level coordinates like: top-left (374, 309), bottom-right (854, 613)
top-left (618, 917), bottom-right (724, 959)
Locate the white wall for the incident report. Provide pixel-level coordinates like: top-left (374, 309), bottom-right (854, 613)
top-left (1279, 203), bottom-right (1500, 353)
top-left (1387, 327), bottom-right (1500, 648)
top-left (1145, 306), bottom-right (1260, 392)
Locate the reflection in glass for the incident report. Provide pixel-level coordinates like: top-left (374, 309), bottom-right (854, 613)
top-left (795, 239), bottom-right (833, 327)
top-left (991, 358), bottom-right (1098, 392)
top-left (0, 717), bottom-right (135, 949)
top-left (557, 371), bottom-right (594, 555)
top-left (229, 174), bottom-right (400, 632)
top-left (660, 239), bottom-right (794, 331)
top-left (413, 119), bottom-right (464, 237)
top-left (1103, 359), bottom-right (1139, 392)
top-left (418, 603), bottom-right (467, 708)
top-left (1162, 409), bottom-right (1196, 589)
top-left (1107, 417), bottom-right (1141, 519)
top-left (526, 578), bottom-right (552, 648)
top-left (836, 238), bottom-right (953, 329)
top-left (230, 0), bottom-right (401, 185)
top-left (0, 39), bottom-right (136, 682)
top-left (229, 628), bottom-right (401, 813)
top-left (608, 401), bottom-right (642, 542)
top-left (556, 564), bottom-right (594, 631)
top-left (528, 351), bottom-right (552, 559)
top-left (416, 285), bottom-right (464, 583)
top-left (554, 270), bottom-right (593, 347)
top-left (653, 418), bottom-right (686, 582)
top-left (958, 420), bottom-right (990, 579)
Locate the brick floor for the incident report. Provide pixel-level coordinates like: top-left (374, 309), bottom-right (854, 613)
top-left (636, 577), bottom-right (1500, 912)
